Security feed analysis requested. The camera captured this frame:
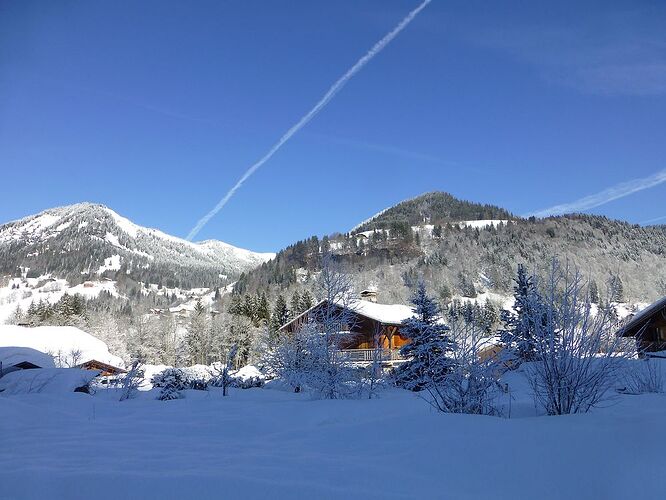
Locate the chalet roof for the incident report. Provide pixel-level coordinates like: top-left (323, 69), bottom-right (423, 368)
top-left (349, 300), bottom-right (414, 325)
top-left (279, 298), bottom-right (415, 331)
top-left (0, 347), bottom-right (56, 370)
top-left (617, 296), bottom-right (666, 338)
top-left (76, 359), bottom-right (126, 375)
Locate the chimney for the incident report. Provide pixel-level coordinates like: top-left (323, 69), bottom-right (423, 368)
top-left (359, 286), bottom-right (378, 303)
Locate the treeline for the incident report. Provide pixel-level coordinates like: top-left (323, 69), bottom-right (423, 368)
top-left (227, 290), bottom-right (315, 332)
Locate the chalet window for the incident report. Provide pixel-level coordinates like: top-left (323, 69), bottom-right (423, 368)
top-left (657, 326), bottom-right (666, 342)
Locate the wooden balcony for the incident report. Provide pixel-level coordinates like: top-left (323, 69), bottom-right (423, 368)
top-left (340, 348), bottom-right (405, 364)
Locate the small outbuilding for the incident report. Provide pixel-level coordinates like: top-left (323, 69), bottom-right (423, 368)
top-left (617, 296), bottom-right (666, 352)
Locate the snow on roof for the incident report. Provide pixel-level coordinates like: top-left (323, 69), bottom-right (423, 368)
top-left (618, 296), bottom-right (666, 336)
top-left (0, 325), bottom-right (125, 369)
top-left (280, 298), bottom-right (416, 331)
top-left (0, 368), bottom-right (100, 395)
top-left (347, 300), bottom-right (414, 325)
top-left (0, 347), bottom-right (56, 369)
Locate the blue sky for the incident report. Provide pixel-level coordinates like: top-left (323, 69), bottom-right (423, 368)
top-left (1, 0), bottom-right (665, 252)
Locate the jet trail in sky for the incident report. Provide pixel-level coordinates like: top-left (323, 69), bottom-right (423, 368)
top-left (187, 0), bottom-right (432, 241)
top-left (526, 168), bottom-right (666, 218)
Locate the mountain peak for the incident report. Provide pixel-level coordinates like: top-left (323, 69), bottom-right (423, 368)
top-left (352, 191), bottom-right (514, 233)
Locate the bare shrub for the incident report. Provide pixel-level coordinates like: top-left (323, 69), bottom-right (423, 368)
top-left (427, 320), bottom-right (505, 416)
top-left (621, 358), bottom-right (664, 395)
top-left (525, 262), bottom-right (629, 415)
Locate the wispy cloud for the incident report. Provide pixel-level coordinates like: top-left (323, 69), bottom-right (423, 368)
top-left (642, 214), bottom-right (666, 225)
top-left (526, 169), bottom-right (666, 218)
top-left (17, 70), bottom-right (215, 124)
top-left (310, 133), bottom-right (449, 165)
top-left (448, 5), bottom-right (666, 96)
top-left (186, 0), bottom-right (433, 241)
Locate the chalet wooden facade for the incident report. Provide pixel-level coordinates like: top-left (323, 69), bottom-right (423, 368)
top-left (76, 359), bottom-right (126, 377)
top-left (617, 297), bottom-right (666, 352)
top-left (279, 298), bottom-right (415, 363)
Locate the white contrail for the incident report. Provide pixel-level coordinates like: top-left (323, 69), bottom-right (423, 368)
top-left (526, 168), bottom-right (666, 218)
top-left (187, 0), bottom-right (432, 241)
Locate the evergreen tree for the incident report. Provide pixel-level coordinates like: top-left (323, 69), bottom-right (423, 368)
top-left (228, 294), bottom-right (244, 315)
top-left (500, 265), bottom-right (546, 362)
top-left (608, 274), bottom-right (625, 303)
top-left (194, 298), bottom-right (206, 316)
top-left (256, 292), bottom-right (271, 326)
top-left (299, 290), bottom-right (313, 312)
top-left (188, 299), bottom-right (209, 365)
top-left (589, 280), bottom-right (600, 304)
top-left (270, 295), bottom-right (290, 336)
top-left (480, 300), bottom-right (500, 334)
top-left (242, 295), bottom-right (257, 321)
top-left (397, 282), bottom-right (456, 390)
top-left (290, 291), bottom-right (302, 316)
top-left (458, 272), bottom-right (477, 298)
top-left (321, 235), bottom-right (330, 254)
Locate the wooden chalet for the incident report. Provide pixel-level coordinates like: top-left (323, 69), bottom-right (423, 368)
top-left (617, 296), bottom-right (666, 353)
top-left (279, 297), bottom-right (415, 364)
top-left (76, 359), bottom-right (126, 377)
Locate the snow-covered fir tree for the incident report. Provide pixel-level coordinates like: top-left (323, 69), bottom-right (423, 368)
top-left (500, 264), bottom-right (547, 363)
top-left (397, 281), bottom-right (456, 390)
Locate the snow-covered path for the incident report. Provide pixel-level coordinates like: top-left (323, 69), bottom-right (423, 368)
top-left (1, 387), bottom-right (666, 499)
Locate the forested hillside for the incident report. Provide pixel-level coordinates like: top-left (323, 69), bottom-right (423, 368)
top-left (236, 192), bottom-right (666, 305)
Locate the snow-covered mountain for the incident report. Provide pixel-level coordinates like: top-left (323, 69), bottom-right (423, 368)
top-left (0, 203), bottom-right (274, 288)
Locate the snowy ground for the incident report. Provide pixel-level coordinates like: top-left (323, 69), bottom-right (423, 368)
top-left (1, 377), bottom-right (666, 499)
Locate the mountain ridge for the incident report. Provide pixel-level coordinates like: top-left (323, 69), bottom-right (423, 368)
top-left (0, 202), bottom-right (275, 289)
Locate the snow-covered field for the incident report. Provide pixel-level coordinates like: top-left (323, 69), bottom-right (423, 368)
top-left (1, 370), bottom-right (666, 500)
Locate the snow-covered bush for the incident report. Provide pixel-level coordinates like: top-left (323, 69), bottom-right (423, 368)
top-left (621, 358), bottom-right (664, 394)
top-left (151, 368), bottom-right (207, 391)
top-left (158, 383), bottom-right (184, 401)
top-left (524, 262), bottom-right (629, 415)
top-left (211, 365), bottom-right (265, 389)
top-left (189, 378), bottom-right (209, 391)
top-left (264, 326), bottom-right (312, 393)
top-left (428, 321), bottom-right (505, 416)
top-left (231, 365), bottom-right (265, 389)
top-left (153, 368), bottom-right (188, 400)
top-left (119, 361), bottom-right (143, 401)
